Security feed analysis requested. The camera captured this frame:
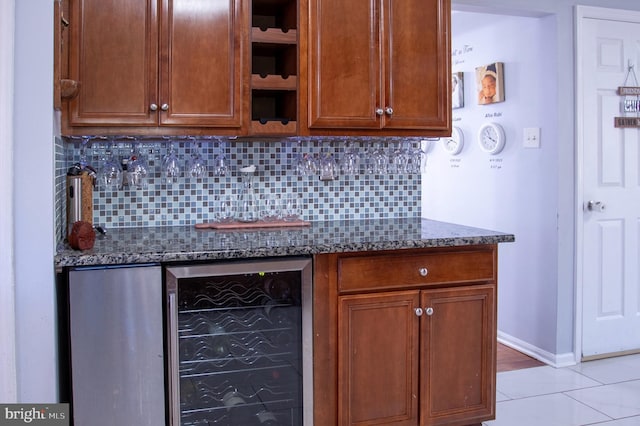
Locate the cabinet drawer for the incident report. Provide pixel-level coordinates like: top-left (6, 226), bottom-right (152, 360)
top-left (338, 248), bottom-right (495, 293)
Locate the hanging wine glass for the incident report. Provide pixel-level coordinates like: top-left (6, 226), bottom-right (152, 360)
top-left (319, 143), bottom-right (338, 181)
top-left (389, 141), bottom-right (409, 174)
top-left (98, 145), bottom-right (123, 191)
top-left (79, 135), bottom-right (92, 170)
top-left (162, 142), bottom-right (181, 184)
top-left (213, 138), bottom-right (229, 177)
top-left (340, 140), bottom-right (361, 175)
top-left (408, 140), bottom-right (429, 173)
top-left (127, 143), bottom-right (149, 190)
top-left (187, 138), bottom-right (207, 178)
top-left (370, 141), bottom-right (388, 174)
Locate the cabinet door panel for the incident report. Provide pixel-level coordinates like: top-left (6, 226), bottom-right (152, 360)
top-left (308, 0), bottom-right (381, 128)
top-left (421, 285), bottom-right (496, 425)
top-left (161, 0), bottom-right (245, 127)
top-left (385, 0), bottom-right (450, 130)
top-left (68, 0), bottom-right (158, 125)
top-left (339, 291), bottom-right (419, 426)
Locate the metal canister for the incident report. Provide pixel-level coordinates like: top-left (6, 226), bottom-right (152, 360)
top-left (66, 175), bottom-right (83, 237)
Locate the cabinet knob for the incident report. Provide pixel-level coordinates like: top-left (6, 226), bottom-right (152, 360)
top-left (161, 103), bottom-right (169, 111)
top-left (414, 307), bottom-right (424, 317)
top-left (150, 103), bottom-right (158, 111)
top-left (385, 106), bottom-right (394, 115)
top-left (375, 108), bottom-right (384, 116)
top-left (419, 267), bottom-right (428, 277)
top-left (425, 307), bottom-right (434, 316)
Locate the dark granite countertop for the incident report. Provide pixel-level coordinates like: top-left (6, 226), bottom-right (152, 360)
top-left (54, 218), bottom-right (515, 268)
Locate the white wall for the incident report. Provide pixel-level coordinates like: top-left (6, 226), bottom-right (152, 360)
top-left (0, 0), bottom-right (17, 402)
top-left (423, 12), bottom-right (562, 362)
top-left (13, 0), bottom-right (57, 401)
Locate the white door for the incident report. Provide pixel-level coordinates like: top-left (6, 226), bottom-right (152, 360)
top-left (579, 10), bottom-right (640, 358)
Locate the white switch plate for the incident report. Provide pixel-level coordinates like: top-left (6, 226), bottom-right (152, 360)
top-left (523, 127), bottom-right (541, 148)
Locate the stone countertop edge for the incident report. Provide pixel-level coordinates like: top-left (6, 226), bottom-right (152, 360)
top-left (54, 218), bottom-right (515, 268)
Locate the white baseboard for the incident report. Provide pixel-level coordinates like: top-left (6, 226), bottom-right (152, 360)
top-left (498, 331), bottom-right (578, 368)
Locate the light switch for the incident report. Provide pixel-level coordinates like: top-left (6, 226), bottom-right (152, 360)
top-left (523, 127), bottom-right (541, 148)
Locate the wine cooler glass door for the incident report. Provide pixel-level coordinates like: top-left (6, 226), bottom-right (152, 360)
top-left (166, 258), bottom-right (312, 426)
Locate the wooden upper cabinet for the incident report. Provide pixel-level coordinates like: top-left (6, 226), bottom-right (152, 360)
top-left (385, 0), bottom-right (450, 131)
top-left (63, 0), bottom-right (247, 135)
top-left (307, 0), bottom-right (380, 129)
top-left (305, 0), bottom-right (451, 135)
top-left (63, 0), bottom-right (449, 136)
top-left (66, 0), bottom-right (158, 128)
top-left (160, 0), bottom-right (244, 127)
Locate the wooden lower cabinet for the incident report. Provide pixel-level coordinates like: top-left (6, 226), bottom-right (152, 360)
top-left (339, 291), bottom-right (420, 425)
top-left (313, 246), bottom-right (497, 426)
top-left (420, 286), bottom-right (496, 425)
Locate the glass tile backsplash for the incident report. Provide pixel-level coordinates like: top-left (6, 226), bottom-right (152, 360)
top-left (56, 136), bottom-right (425, 239)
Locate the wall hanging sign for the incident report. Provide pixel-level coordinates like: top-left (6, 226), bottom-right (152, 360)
top-left (615, 62), bottom-right (640, 128)
top-left (618, 86), bottom-right (640, 96)
top-left (622, 98), bottom-right (640, 113)
top-left (614, 117), bottom-right (640, 128)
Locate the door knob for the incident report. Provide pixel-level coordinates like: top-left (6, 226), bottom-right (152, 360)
top-left (150, 103), bottom-right (158, 111)
top-left (586, 200), bottom-right (606, 212)
top-left (385, 107), bottom-right (394, 115)
top-left (375, 108), bottom-right (384, 116)
top-left (161, 103), bottom-right (169, 111)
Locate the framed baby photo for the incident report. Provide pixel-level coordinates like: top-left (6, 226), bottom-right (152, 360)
top-left (452, 72), bottom-right (464, 109)
top-left (475, 62), bottom-right (505, 105)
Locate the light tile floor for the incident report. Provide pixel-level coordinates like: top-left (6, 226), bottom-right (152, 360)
top-left (483, 353), bottom-right (640, 425)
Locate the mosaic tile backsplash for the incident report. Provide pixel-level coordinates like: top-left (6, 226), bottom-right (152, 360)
top-left (56, 136), bottom-right (425, 241)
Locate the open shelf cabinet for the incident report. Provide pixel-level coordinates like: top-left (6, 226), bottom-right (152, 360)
top-left (251, 0), bottom-right (298, 135)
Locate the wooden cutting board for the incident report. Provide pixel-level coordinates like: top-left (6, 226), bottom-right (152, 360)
top-left (195, 219), bottom-right (311, 230)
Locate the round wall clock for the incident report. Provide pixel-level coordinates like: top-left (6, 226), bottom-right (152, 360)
top-left (442, 126), bottom-right (464, 155)
top-left (477, 122), bottom-right (506, 155)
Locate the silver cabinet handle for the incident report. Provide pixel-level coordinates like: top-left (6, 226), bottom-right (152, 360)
top-left (415, 307), bottom-right (424, 317)
top-left (375, 108), bottom-right (384, 116)
top-left (150, 103), bottom-right (158, 111)
top-left (161, 103), bottom-right (169, 111)
top-left (586, 200), bottom-right (606, 212)
top-left (419, 267), bottom-right (428, 277)
top-left (385, 106), bottom-right (394, 115)
top-left (425, 307), bottom-right (434, 316)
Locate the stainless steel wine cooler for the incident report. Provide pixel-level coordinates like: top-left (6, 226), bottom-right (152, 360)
top-left (165, 258), bottom-right (313, 426)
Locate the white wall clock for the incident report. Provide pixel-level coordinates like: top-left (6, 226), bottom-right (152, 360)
top-left (477, 122), bottom-right (506, 155)
top-left (442, 126), bottom-right (464, 155)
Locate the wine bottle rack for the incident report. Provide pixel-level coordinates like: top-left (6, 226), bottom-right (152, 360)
top-left (177, 271), bottom-right (302, 426)
top-left (250, 0), bottom-right (298, 136)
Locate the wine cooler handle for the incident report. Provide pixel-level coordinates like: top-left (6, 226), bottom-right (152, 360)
top-left (168, 291), bottom-right (181, 426)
